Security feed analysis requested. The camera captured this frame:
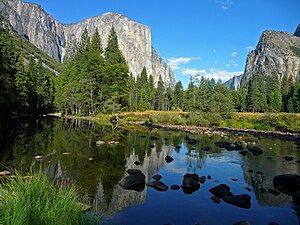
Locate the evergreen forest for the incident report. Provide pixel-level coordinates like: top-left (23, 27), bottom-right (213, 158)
top-left (1, 25), bottom-right (300, 119)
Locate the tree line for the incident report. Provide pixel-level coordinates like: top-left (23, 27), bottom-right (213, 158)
top-left (1, 23), bottom-right (300, 118)
top-left (0, 26), bottom-right (55, 117)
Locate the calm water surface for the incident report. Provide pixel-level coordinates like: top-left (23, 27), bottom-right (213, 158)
top-left (0, 118), bottom-right (299, 225)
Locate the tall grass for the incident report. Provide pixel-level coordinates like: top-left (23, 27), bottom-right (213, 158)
top-left (0, 170), bottom-right (94, 225)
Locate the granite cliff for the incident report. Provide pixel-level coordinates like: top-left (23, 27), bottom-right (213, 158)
top-left (223, 74), bottom-right (243, 90)
top-left (0, 0), bottom-right (175, 86)
top-left (241, 29), bottom-right (300, 86)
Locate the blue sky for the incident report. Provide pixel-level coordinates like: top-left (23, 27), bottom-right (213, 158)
top-left (26, 0), bottom-right (300, 87)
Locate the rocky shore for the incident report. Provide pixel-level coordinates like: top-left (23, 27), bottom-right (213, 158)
top-left (130, 122), bottom-right (300, 142)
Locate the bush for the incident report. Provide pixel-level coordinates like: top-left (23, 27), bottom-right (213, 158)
top-left (0, 170), bottom-right (93, 225)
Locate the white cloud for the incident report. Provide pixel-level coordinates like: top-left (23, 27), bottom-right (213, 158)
top-left (226, 64), bottom-right (230, 68)
top-left (233, 63), bottom-right (239, 67)
top-left (230, 52), bottom-right (238, 57)
top-left (181, 68), bottom-right (243, 83)
top-left (228, 60), bottom-right (235, 63)
top-left (243, 45), bottom-right (255, 52)
top-left (167, 57), bottom-right (201, 70)
top-left (215, 0), bottom-right (234, 10)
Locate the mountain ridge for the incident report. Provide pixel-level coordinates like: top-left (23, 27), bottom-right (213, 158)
top-left (0, 0), bottom-right (175, 87)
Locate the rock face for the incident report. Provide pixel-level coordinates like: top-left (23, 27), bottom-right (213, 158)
top-left (223, 74), bottom-right (243, 90)
top-left (295, 24), bottom-right (300, 37)
top-left (0, 0), bottom-right (175, 86)
top-left (241, 30), bottom-right (300, 85)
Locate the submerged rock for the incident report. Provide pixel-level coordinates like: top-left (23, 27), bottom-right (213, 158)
top-left (239, 150), bottom-right (247, 156)
top-left (273, 174), bottom-right (300, 195)
top-left (222, 194), bottom-right (251, 209)
top-left (210, 196), bottom-right (221, 204)
top-left (199, 176), bottom-right (206, 184)
top-left (188, 139), bottom-right (197, 145)
top-left (150, 136), bottom-right (159, 141)
top-left (119, 173), bottom-right (146, 191)
top-left (284, 156), bottom-right (295, 161)
top-left (181, 184), bottom-right (200, 194)
top-left (170, 185), bottom-right (180, 190)
top-left (183, 173), bottom-right (200, 182)
top-left (209, 184), bottom-right (233, 198)
top-left (292, 190), bottom-right (300, 205)
top-left (147, 180), bottom-right (168, 191)
top-left (152, 174), bottom-right (162, 180)
top-left (181, 173), bottom-right (200, 194)
top-left (165, 155), bottom-right (174, 163)
top-left (134, 161), bottom-right (141, 166)
top-left (247, 146), bottom-right (263, 155)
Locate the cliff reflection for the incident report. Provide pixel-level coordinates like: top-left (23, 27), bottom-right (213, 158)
top-left (241, 139), bottom-right (299, 207)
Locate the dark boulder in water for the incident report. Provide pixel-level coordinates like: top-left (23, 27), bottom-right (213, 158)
top-left (184, 135), bottom-right (190, 140)
top-left (181, 173), bottom-right (200, 194)
top-left (183, 173), bottom-right (200, 182)
top-left (273, 174), bottom-right (300, 195)
top-left (222, 194), bottom-right (251, 209)
top-left (165, 155), bottom-right (174, 163)
top-left (292, 190), bottom-right (300, 205)
top-left (210, 196), bottom-right (221, 204)
top-left (149, 136), bottom-right (159, 141)
top-left (152, 174), bottom-right (162, 180)
top-left (209, 184), bottom-right (233, 198)
top-left (188, 139), bottom-right (197, 145)
top-left (239, 150), bottom-right (247, 156)
top-left (199, 176), bottom-right (206, 184)
top-left (284, 156), bottom-right (295, 161)
top-left (146, 180), bottom-right (168, 191)
top-left (120, 173), bottom-right (146, 191)
top-left (170, 185), bottom-right (180, 190)
top-left (134, 161), bottom-right (141, 166)
top-left (247, 146), bottom-right (263, 155)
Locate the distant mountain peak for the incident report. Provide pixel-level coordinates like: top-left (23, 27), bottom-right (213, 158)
top-left (0, 0), bottom-right (175, 87)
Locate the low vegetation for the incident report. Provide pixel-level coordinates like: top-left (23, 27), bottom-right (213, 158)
top-left (0, 170), bottom-right (98, 225)
top-left (119, 111), bottom-right (300, 133)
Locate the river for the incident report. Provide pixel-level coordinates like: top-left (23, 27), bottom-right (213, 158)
top-left (0, 118), bottom-right (299, 225)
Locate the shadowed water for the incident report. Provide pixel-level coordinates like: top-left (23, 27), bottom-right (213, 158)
top-left (0, 118), bottom-right (299, 225)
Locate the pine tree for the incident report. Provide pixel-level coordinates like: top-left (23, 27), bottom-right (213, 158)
top-left (103, 26), bottom-right (129, 111)
top-left (147, 74), bottom-right (155, 110)
top-left (173, 81), bottom-right (184, 110)
top-left (186, 80), bottom-right (197, 111)
top-left (246, 73), bottom-right (267, 112)
top-left (265, 73), bottom-right (282, 112)
top-left (155, 75), bottom-right (165, 110)
top-left (281, 74), bottom-right (289, 112)
top-left (15, 52), bottom-right (30, 111)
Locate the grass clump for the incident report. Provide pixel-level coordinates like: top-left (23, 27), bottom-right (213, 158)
top-left (0, 170), bottom-right (92, 225)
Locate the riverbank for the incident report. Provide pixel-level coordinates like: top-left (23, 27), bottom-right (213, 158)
top-left (130, 121), bottom-right (300, 142)
top-left (54, 111), bottom-right (300, 141)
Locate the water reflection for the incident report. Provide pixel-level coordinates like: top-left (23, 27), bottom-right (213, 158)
top-left (0, 118), bottom-right (299, 224)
